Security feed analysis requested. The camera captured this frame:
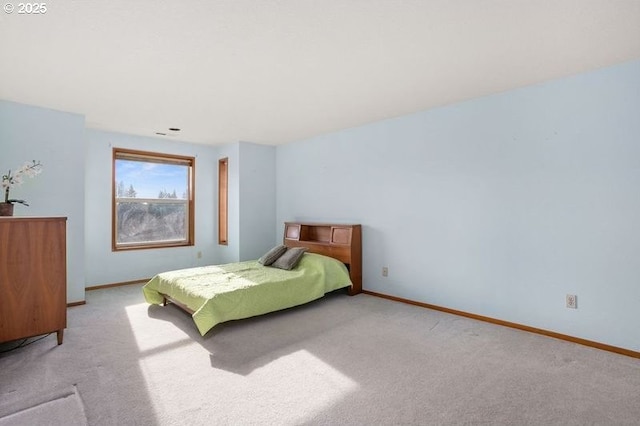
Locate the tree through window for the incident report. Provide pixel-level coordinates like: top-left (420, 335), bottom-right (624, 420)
top-left (112, 148), bottom-right (195, 250)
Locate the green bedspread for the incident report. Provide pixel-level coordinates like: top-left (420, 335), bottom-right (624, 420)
top-left (142, 253), bottom-right (352, 335)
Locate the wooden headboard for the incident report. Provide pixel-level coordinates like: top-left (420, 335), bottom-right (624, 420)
top-left (283, 222), bottom-right (362, 295)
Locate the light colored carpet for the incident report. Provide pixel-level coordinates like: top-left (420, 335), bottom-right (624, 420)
top-left (1, 284), bottom-right (639, 425)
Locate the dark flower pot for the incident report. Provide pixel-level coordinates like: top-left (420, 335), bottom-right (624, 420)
top-left (0, 203), bottom-right (14, 216)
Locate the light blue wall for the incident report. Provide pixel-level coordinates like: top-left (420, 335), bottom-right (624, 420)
top-left (0, 113), bottom-right (275, 288)
top-left (3, 59), bottom-right (638, 352)
top-left (215, 142), bottom-right (277, 263)
top-left (0, 100), bottom-right (86, 303)
top-left (239, 142), bottom-right (276, 261)
top-left (276, 59), bottom-right (640, 352)
top-left (84, 129), bottom-right (218, 286)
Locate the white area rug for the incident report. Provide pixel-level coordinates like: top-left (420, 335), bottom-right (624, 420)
top-left (0, 385), bottom-right (87, 426)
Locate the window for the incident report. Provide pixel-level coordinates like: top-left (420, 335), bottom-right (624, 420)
top-left (218, 157), bottom-right (228, 245)
top-left (112, 148), bottom-right (195, 251)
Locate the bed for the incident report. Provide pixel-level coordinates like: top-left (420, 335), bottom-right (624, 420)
top-left (143, 222), bottom-right (362, 335)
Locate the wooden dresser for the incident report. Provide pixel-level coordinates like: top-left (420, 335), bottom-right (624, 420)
top-left (0, 217), bottom-right (67, 345)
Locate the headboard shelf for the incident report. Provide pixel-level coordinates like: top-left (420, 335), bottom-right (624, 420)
top-left (284, 222), bottom-right (362, 295)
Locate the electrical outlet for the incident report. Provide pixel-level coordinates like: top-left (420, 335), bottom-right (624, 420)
top-left (566, 294), bottom-right (577, 309)
top-left (382, 267), bottom-right (388, 277)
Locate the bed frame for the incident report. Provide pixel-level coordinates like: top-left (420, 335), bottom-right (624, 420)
top-left (161, 222), bottom-right (362, 313)
top-left (283, 222), bottom-right (362, 295)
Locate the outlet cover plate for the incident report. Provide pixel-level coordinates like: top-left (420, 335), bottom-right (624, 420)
top-left (566, 294), bottom-right (577, 309)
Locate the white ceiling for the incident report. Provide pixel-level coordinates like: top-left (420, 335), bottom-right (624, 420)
top-left (1, 1), bottom-right (639, 146)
